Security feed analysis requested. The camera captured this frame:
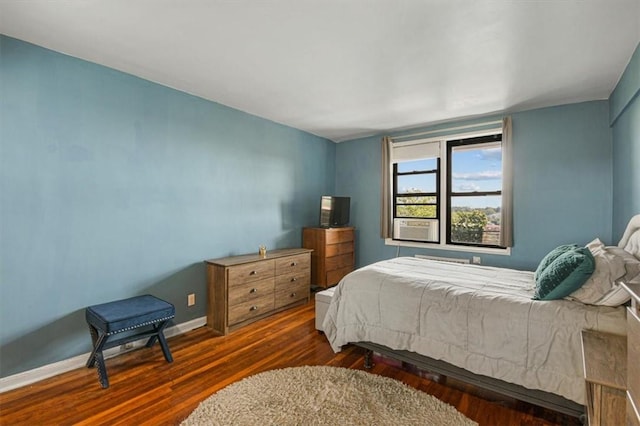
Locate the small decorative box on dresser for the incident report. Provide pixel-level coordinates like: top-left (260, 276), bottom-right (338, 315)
top-left (205, 248), bottom-right (312, 335)
top-left (302, 227), bottom-right (355, 289)
top-left (621, 282), bottom-right (640, 426)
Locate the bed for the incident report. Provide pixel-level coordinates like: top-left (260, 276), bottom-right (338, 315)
top-left (323, 214), bottom-right (640, 418)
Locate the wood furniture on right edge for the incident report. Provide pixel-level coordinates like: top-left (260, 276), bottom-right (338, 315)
top-left (302, 227), bottom-right (355, 289)
top-left (581, 281), bottom-right (640, 426)
top-left (622, 282), bottom-right (640, 426)
top-left (580, 330), bottom-right (626, 425)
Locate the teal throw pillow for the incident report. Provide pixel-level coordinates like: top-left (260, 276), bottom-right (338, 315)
top-left (533, 246), bottom-right (595, 300)
top-left (534, 244), bottom-right (579, 281)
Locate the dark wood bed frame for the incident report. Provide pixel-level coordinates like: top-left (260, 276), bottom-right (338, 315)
top-left (355, 341), bottom-right (585, 420)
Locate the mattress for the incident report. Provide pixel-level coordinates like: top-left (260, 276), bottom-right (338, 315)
top-left (322, 256), bottom-right (627, 404)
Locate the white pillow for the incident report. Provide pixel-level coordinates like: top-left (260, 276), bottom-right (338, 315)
top-left (595, 247), bottom-right (640, 306)
top-left (567, 239), bottom-right (626, 305)
top-left (622, 229), bottom-right (640, 258)
top-left (608, 246), bottom-right (640, 282)
top-left (585, 238), bottom-right (605, 252)
top-left (594, 281), bottom-right (633, 306)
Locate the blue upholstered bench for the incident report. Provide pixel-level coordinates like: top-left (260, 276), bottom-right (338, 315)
top-left (85, 294), bottom-right (175, 388)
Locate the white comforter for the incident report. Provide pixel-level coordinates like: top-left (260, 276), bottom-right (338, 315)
top-left (323, 257), bottom-right (627, 404)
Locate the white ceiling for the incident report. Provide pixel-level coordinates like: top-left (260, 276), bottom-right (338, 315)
top-left (1, 1), bottom-right (639, 142)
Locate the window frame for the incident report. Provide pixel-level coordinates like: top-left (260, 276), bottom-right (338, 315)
top-left (446, 134), bottom-right (504, 249)
top-left (385, 128), bottom-right (511, 255)
top-left (393, 159), bottom-right (441, 220)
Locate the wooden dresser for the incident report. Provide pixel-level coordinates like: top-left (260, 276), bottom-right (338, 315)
top-left (581, 282), bottom-right (640, 426)
top-left (622, 282), bottom-right (640, 426)
top-left (581, 330), bottom-right (627, 425)
top-left (205, 248), bottom-right (312, 335)
top-left (302, 227), bottom-right (355, 289)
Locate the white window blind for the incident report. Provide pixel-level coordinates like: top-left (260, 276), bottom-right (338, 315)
top-left (391, 140), bottom-right (440, 163)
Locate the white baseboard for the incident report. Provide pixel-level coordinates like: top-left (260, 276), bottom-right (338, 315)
top-left (0, 316), bottom-right (207, 393)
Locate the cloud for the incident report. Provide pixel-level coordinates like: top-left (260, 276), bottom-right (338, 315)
top-left (477, 148), bottom-right (502, 161)
top-left (455, 183), bottom-right (481, 192)
top-left (452, 170), bottom-right (502, 180)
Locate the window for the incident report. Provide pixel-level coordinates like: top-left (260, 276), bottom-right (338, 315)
top-left (447, 134), bottom-right (503, 247)
top-left (392, 151), bottom-right (440, 243)
top-left (395, 158), bottom-right (439, 219)
top-left (386, 125), bottom-right (511, 252)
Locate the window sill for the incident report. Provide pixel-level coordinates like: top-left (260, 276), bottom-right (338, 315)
top-left (384, 238), bottom-right (511, 256)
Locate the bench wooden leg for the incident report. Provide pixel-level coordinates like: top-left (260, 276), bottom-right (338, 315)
top-left (157, 334), bottom-right (173, 363)
top-left (145, 320), bottom-right (173, 363)
top-left (86, 325), bottom-right (98, 368)
top-left (86, 327), bottom-right (107, 369)
top-left (86, 327), bottom-right (111, 388)
top-left (95, 350), bottom-right (110, 389)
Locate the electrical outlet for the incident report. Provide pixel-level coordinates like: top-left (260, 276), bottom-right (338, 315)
top-left (188, 293), bottom-right (196, 306)
top-left (472, 256), bottom-right (481, 264)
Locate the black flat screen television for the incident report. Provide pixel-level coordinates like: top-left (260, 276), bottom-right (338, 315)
top-left (319, 196), bottom-right (350, 228)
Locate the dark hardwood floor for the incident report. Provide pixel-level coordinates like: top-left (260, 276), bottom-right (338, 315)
top-left (0, 299), bottom-right (581, 425)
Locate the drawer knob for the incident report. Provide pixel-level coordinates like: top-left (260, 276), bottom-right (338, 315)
top-left (249, 271), bottom-right (257, 276)
top-left (290, 277), bottom-right (297, 282)
top-left (250, 305), bottom-right (258, 311)
top-left (290, 292), bottom-right (297, 297)
top-left (291, 262), bottom-right (297, 266)
top-left (249, 288), bottom-right (258, 293)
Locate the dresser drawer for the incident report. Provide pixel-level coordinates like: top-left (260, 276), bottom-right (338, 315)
top-left (326, 253), bottom-right (354, 271)
top-left (326, 229), bottom-right (354, 244)
top-left (628, 392), bottom-right (640, 426)
top-left (228, 277), bottom-right (274, 306)
top-left (302, 227), bottom-right (355, 289)
top-left (628, 307), bottom-right (640, 413)
top-left (275, 270), bottom-right (310, 287)
top-left (325, 241), bottom-right (354, 258)
top-left (631, 297), bottom-right (640, 320)
top-left (228, 294), bottom-right (274, 325)
top-left (275, 281), bottom-right (309, 309)
top-left (326, 265), bottom-right (353, 286)
top-left (228, 260), bottom-right (274, 285)
top-left (275, 253), bottom-right (310, 275)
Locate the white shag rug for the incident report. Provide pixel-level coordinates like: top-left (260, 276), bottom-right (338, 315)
top-left (181, 365), bottom-right (477, 426)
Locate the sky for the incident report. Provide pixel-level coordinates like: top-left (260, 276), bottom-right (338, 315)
top-left (451, 146), bottom-right (502, 193)
top-left (397, 145), bottom-right (502, 208)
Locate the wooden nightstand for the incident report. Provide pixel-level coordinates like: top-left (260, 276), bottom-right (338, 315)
top-left (581, 329), bottom-right (627, 425)
top-left (621, 282), bottom-right (640, 426)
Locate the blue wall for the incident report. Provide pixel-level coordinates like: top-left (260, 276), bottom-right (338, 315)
top-left (336, 101), bottom-right (614, 271)
top-left (2, 33), bottom-right (638, 381)
top-left (0, 36), bottom-right (335, 377)
top-left (611, 42), bottom-right (640, 239)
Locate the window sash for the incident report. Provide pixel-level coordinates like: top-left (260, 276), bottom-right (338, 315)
top-left (446, 135), bottom-right (504, 248)
top-left (392, 160), bottom-right (441, 222)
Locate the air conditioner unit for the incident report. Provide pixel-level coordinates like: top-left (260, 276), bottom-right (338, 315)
top-left (393, 218), bottom-right (439, 242)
